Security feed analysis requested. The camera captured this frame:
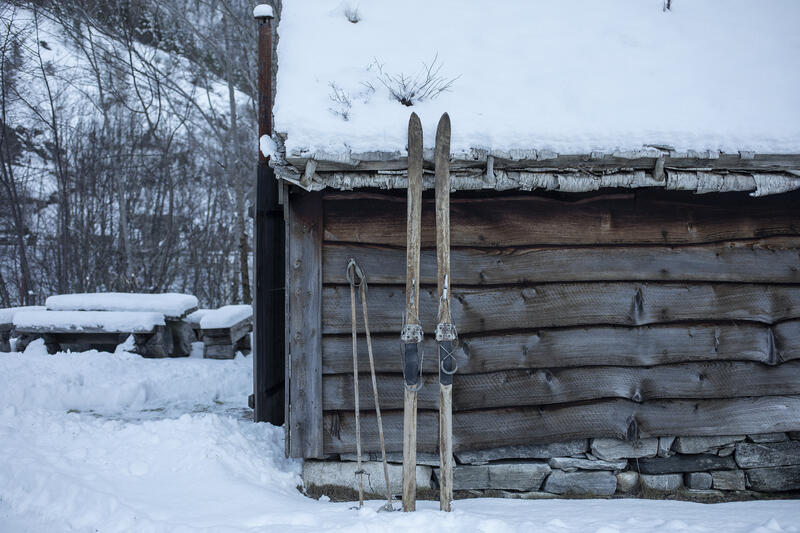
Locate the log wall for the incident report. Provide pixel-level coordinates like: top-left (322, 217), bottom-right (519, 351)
top-left (286, 188), bottom-right (800, 458)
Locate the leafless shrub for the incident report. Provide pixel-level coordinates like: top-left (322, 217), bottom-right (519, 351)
top-left (343, 4), bottom-right (361, 23)
top-left (358, 81), bottom-right (376, 102)
top-left (369, 53), bottom-right (458, 107)
top-left (328, 82), bottom-right (352, 120)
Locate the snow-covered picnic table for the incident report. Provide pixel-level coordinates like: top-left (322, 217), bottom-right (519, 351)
top-left (11, 293), bottom-right (199, 357)
top-left (45, 293), bottom-right (198, 320)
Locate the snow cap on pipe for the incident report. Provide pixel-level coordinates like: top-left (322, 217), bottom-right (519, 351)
top-left (253, 4), bottom-right (274, 19)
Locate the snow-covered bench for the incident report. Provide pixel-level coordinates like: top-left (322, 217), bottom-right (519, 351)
top-left (13, 310), bottom-right (175, 357)
top-left (13, 293), bottom-right (199, 357)
top-left (199, 305), bottom-right (253, 359)
top-left (0, 306), bottom-right (45, 352)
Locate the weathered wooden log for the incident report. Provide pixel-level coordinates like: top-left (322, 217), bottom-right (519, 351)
top-left (134, 326), bottom-right (173, 358)
top-left (287, 192), bottom-right (323, 458)
top-left (204, 343), bottom-right (236, 359)
top-left (29, 331), bottom-right (123, 346)
top-left (322, 283), bottom-right (800, 334)
top-left (323, 396), bottom-right (800, 454)
top-left (236, 332), bottom-right (252, 351)
top-left (201, 316), bottom-right (253, 345)
top-left (324, 238), bottom-right (800, 285)
top-left (456, 441), bottom-right (589, 464)
top-left (202, 336), bottom-right (231, 346)
top-left (322, 361), bottom-right (800, 411)
top-left (15, 327), bottom-right (173, 358)
top-left (167, 320), bottom-right (195, 357)
top-left (322, 321), bottom-right (800, 374)
top-left (324, 194), bottom-right (800, 247)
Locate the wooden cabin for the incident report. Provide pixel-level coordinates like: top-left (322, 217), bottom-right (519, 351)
top-left (254, 2), bottom-right (800, 497)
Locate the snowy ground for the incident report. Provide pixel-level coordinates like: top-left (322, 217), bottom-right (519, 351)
top-left (1, 344), bottom-right (798, 532)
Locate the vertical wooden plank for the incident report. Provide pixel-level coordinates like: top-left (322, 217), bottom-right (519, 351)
top-left (288, 191), bottom-right (323, 458)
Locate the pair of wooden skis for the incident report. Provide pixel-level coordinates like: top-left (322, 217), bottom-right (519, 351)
top-left (402, 112), bottom-right (456, 512)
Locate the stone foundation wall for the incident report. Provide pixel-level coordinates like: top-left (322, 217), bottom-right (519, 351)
top-left (302, 432), bottom-right (800, 500)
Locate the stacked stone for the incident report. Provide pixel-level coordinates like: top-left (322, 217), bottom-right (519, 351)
top-left (305, 432), bottom-right (800, 499)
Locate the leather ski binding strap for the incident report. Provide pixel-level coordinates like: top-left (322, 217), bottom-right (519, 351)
top-left (439, 342), bottom-right (458, 376)
top-left (401, 324), bottom-right (423, 344)
top-left (345, 258), bottom-right (367, 296)
top-left (435, 322), bottom-right (457, 342)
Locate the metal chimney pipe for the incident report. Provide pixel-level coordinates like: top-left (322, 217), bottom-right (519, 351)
top-left (253, 4), bottom-right (284, 425)
top-left (256, 4), bottom-right (274, 149)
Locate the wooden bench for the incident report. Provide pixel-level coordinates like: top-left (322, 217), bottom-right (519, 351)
top-left (0, 306), bottom-right (46, 352)
top-left (13, 310), bottom-right (174, 357)
top-left (42, 293), bottom-right (198, 357)
top-left (199, 305), bottom-right (253, 359)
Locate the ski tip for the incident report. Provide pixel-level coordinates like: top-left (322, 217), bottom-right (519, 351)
top-left (436, 112), bottom-right (451, 135)
top-left (409, 112), bottom-right (421, 128)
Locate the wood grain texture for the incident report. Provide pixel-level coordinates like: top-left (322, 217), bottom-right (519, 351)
top-left (439, 384), bottom-right (454, 511)
top-left (402, 387), bottom-right (417, 511)
top-left (201, 316), bottom-right (252, 343)
top-left (404, 113), bottom-right (423, 328)
top-left (435, 113), bottom-right (454, 512)
top-left (322, 283), bottom-right (800, 334)
top-left (322, 321), bottom-right (800, 374)
top-left (323, 396), bottom-right (800, 454)
top-left (323, 361), bottom-right (800, 411)
top-left (323, 238), bottom-right (800, 285)
top-left (288, 192), bottom-right (324, 458)
top-left (402, 112), bottom-right (423, 512)
top-left (324, 194), bottom-right (800, 247)
top-left (203, 343), bottom-right (236, 359)
top-left (435, 112), bottom-right (452, 324)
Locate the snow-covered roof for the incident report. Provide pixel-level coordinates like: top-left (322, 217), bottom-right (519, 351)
top-left (272, 0), bottom-right (800, 193)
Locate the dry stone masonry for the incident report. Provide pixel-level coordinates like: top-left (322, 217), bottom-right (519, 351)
top-left (303, 432), bottom-right (800, 500)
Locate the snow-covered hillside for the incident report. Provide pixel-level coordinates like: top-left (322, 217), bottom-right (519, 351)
top-left (274, 0), bottom-right (800, 158)
top-left (0, 3), bottom-right (256, 307)
top-left (1, 345), bottom-right (799, 532)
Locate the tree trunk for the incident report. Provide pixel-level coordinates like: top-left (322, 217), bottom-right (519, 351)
top-left (116, 175), bottom-right (134, 290)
